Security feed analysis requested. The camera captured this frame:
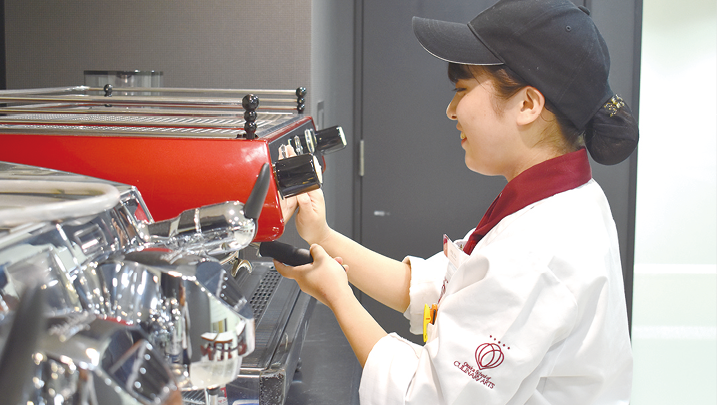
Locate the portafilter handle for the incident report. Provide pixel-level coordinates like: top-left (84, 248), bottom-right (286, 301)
top-left (257, 240), bottom-right (313, 266)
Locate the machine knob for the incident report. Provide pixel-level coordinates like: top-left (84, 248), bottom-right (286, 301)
top-left (314, 126), bottom-right (347, 155)
top-left (273, 154), bottom-right (322, 198)
top-left (242, 94), bottom-right (259, 139)
top-left (296, 87), bottom-right (307, 113)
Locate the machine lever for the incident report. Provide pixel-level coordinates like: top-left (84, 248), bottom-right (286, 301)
top-left (244, 163), bottom-right (271, 221)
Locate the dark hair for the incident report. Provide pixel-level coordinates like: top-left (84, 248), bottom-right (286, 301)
top-left (448, 62), bottom-right (584, 153)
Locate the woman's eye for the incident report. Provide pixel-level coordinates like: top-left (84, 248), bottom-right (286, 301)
top-left (452, 87), bottom-right (466, 93)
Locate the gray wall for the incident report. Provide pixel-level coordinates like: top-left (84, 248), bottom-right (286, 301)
top-left (5, 1), bottom-right (310, 91)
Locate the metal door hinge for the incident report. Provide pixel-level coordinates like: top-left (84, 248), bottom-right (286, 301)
top-left (359, 139), bottom-right (365, 177)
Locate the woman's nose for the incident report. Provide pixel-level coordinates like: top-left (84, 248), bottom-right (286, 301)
top-left (446, 96), bottom-right (458, 120)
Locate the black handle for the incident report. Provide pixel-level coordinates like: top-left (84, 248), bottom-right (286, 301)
top-left (259, 241), bottom-right (313, 266)
top-left (273, 154), bottom-right (321, 198)
top-left (314, 126), bottom-right (347, 155)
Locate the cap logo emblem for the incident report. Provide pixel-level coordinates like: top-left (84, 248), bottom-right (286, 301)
top-left (604, 95), bottom-right (626, 117)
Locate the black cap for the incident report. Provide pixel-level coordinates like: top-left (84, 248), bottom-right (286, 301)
top-left (413, 0), bottom-right (612, 131)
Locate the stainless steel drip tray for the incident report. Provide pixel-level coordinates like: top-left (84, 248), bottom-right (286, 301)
top-left (204, 260), bottom-right (316, 405)
top-left (238, 261), bottom-right (309, 369)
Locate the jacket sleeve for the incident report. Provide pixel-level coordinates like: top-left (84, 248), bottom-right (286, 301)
top-left (359, 245), bottom-right (579, 405)
top-left (401, 251), bottom-right (448, 335)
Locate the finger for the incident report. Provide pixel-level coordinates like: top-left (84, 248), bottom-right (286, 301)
top-left (310, 246), bottom-right (346, 274)
top-left (308, 244), bottom-right (327, 259)
top-left (296, 191), bottom-right (312, 203)
top-left (285, 145), bottom-right (296, 157)
top-left (278, 145), bottom-right (297, 160)
top-left (280, 195), bottom-right (297, 211)
top-left (273, 260), bottom-right (297, 279)
top-left (310, 245), bottom-right (343, 266)
top-left (280, 196), bottom-right (298, 217)
top-left (307, 186), bottom-right (324, 200)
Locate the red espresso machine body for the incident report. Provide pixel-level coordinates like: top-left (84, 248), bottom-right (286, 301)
top-left (0, 86), bottom-right (342, 242)
top-left (0, 121), bottom-right (307, 241)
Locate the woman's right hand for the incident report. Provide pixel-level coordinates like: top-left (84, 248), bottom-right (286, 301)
top-left (294, 187), bottom-right (332, 245)
top-left (273, 244), bottom-right (350, 308)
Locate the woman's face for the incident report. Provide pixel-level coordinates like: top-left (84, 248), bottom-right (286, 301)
top-left (446, 76), bottom-right (524, 180)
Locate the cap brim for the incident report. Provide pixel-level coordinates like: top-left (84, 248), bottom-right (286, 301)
top-left (412, 16), bottom-right (503, 65)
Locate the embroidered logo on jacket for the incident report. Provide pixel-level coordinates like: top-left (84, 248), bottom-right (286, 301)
top-left (475, 342), bottom-right (504, 370)
top-left (454, 335), bottom-right (510, 389)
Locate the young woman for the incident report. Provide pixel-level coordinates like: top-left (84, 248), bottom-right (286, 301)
top-left (276, 0), bottom-right (638, 403)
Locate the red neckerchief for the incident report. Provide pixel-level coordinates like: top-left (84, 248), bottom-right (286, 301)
top-left (463, 148), bottom-right (592, 255)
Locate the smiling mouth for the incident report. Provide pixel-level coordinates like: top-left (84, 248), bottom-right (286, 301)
top-left (460, 133), bottom-right (467, 140)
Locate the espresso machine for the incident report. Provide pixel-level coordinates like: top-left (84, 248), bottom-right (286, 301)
top-left (0, 85), bottom-right (346, 405)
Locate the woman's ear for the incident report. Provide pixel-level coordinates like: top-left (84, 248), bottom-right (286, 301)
top-left (515, 86), bottom-right (546, 126)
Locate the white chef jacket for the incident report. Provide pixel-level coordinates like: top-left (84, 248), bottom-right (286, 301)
top-left (359, 179), bottom-right (633, 404)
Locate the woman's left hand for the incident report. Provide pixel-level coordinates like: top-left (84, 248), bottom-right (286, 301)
top-left (273, 244), bottom-right (351, 308)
